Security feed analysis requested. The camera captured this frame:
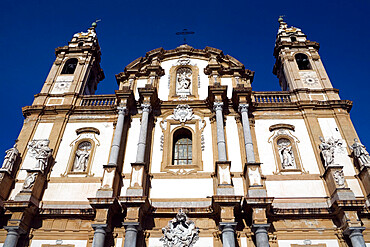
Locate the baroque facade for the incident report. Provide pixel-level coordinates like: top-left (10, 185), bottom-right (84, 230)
top-left (0, 18), bottom-right (369, 247)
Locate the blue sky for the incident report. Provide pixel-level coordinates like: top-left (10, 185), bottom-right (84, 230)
top-left (1, 0), bottom-right (370, 155)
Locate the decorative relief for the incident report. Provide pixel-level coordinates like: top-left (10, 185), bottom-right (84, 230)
top-left (319, 136), bottom-right (345, 168)
top-left (51, 75), bottom-right (74, 94)
top-left (299, 71), bottom-right (319, 85)
top-left (176, 67), bottom-right (192, 96)
top-left (174, 57), bottom-right (196, 66)
top-left (201, 134), bottom-right (205, 151)
top-left (167, 168), bottom-right (197, 176)
top-left (1, 143), bottom-right (19, 173)
top-left (333, 170), bottom-right (345, 188)
top-left (23, 172), bottom-right (38, 190)
top-left (248, 166), bottom-right (262, 186)
top-left (160, 134), bottom-right (164, 151)
top-left (27, 139), bottom-right (52, 172)
top-left (160, 210), bottom-right (199, 247)
top-left (350, 138), bottom-right (370, 169)
top-left (131, 166), bottom-right (143, 187)
top-left (218, 163), bottom-right (232, 184)
top-left (173, 105), bottom-right (194, 123)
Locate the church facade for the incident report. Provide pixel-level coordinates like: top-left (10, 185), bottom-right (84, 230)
top-left (0, 18), bottom-right (369, 247)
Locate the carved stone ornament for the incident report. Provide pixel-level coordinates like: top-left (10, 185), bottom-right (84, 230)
top-left (27, 139), bottom-right (52, 172)
top-left (173, 105), bottom-right (194, 123)
top-left (319, 136), bottom-right (345, 168)
top-left (160, 210), bottom-right (199, 247)
top-left (23, 172), bottom-right (38, 190)
top-left (1, 143), bottom-right (19, 173)
top-left (350, 138), bottom-right (370, 169)
top-left (176, 67), bottom-right (192, 96)
top-left (73, 141), bottom-right (91, 172)
top-left (277, 138), bottom-right (297, 169)
top-left (299, 71), bottom-right (319, 85)
top-left (333, 170), bottom-right (345, 188)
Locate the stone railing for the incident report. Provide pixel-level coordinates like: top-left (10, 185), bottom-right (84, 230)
top-left (253, 92), bottom-right (291, 103)
top-left (80, 95), bottom-right (117, 106)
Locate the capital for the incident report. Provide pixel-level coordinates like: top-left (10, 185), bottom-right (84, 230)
top-left (238, 103), bottom-right (249, 113)
top-left (117, 106), bottom-right (127, 115)
top-left (213, 102), bottom-right (224, 112)
top-left (141, 103), bottom-right (151, 113)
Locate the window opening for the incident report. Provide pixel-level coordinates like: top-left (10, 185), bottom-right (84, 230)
top-left (173, 128), bottom-right (192, 165)
top-left (61, 58), bottom-right (78, 74)
top-left (295, 53), bottom-right (311, 70)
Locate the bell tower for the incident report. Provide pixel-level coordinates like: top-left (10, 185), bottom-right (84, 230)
top-left (273, 17), bottom-right (340, 101)
top-left (33, 21), bottom-right (105, 106)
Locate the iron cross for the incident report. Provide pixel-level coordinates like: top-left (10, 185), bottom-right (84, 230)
top-left (176, 29), bottom-right (195, 44)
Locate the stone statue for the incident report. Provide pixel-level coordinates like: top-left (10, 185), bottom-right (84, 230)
top-left (277, 138), bottom-right (296, 169)
top-left (319, 136), bottom-right (334, 168)
top-left (176, 67), bottom-right (192, 96)
top-left (1, 144), bottom-right (19, 172)
top-left (160, 209), bottom-right (199, 247)
top-left (28, 139), bottom-right (52, 172)
top-left (350, 138), bottom-right (370, 169)
top-left (23, 172), bottom-right (38, 190)
top-left (73, 141), bottom-right (91, 172)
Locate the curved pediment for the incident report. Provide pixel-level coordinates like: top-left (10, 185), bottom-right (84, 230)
top-left (116, 44), bottom-right (254, 84)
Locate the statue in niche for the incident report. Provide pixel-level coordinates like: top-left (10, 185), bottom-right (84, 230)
top-left (28, 139), bottom-right (52, 172)
top-left (73, 141), bottom-right (91, 172)
top-left (23, 172), bottom-right (38, 190)
top-left (277, 138), bottom-right (296, 169)
top-left (350, 138), bottom-right (370, 169)
top-left (176, 67), bottom-right (192, 96)
top-left (160, 209), bottom-right (199, 247)
top-left (1, 143), bottom-right (19, 172)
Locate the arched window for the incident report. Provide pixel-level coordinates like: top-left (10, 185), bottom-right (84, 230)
top-left (173, 128), bottom-right (192, 165)
top-left (72, 141), bottom-right (92, 172)
top-left (295, 53), bottom-right (311, 70)
top-left (61, 58), bottom-right (78, 74)
top-left (290, 36), bottom-right (297, 42)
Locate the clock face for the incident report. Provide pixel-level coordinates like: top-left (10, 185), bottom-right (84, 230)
top-left (305, 77), bottom-right (318, 85)
top-left (299, 72), bottom-right (319, 85)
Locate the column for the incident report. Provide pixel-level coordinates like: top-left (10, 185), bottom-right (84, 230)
top-left (136, 103), bottom-right (151, 163)
top-left (91, 224), bottom-right (107, 247)
top-left (214, 102), bottom-right (227, 161)
top-left (253, 224), bottom-right (270, 247)
top-left (238, 103), bottom-right (255, 163)
top-left (220, 223), bottom-right (236, 247)
top-left (346, 227), bottom-right (366, 247)
top-left (107, 106), bottom-right (127, 166)
top-left (3, 227), bottom-right (22, 247)
top-left (124, 223), bottom-right (140, 247)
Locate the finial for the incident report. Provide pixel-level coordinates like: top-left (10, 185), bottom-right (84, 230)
top-left (91, 19), bottom-right (101, 29)
top-left (278, 15), bottom-right (285, 23)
